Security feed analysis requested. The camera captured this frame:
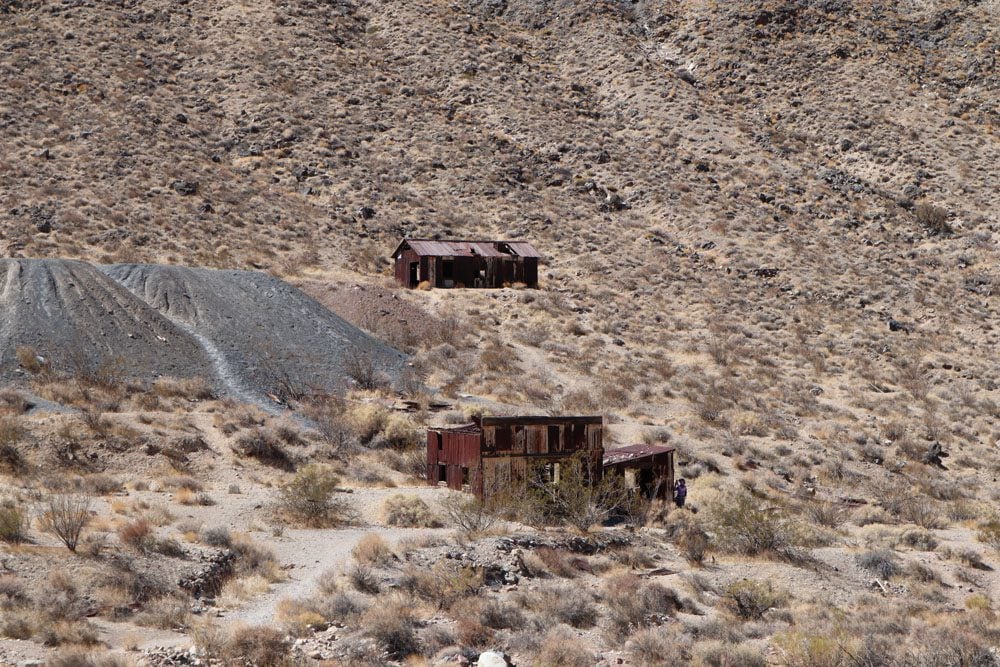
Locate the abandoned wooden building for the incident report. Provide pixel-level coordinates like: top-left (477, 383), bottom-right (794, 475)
top-left (392, 239), bottom-right (542, 289)
top-left (602, 444), bottom-right (676, 500)
top-left (426, 415), bottom-right (603, 501)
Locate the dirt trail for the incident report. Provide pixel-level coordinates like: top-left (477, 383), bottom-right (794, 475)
top-left (228, 519), bottom-right (452, 626)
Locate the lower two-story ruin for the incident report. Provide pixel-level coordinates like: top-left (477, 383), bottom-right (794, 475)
top-left (427, 416), bottom-right (678, 504)
top-left (426, 415), bottom-right (604, 501)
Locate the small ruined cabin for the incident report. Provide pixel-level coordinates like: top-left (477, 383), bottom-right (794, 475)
top-left (392, 239), bottom-right (542, 289)
top-left (426, 415), bottom-right (603, 501)
top-left (603, 444), bottom-right (676, 500)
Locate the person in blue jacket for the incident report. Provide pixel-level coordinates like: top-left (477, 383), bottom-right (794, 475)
top-left (674, 478), bottom-right (687, 509)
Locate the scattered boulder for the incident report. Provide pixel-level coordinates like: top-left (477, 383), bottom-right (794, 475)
top-left (477, 651), bottom-right (512, 667)
top-left (171, 180), bottom-right (198, 195)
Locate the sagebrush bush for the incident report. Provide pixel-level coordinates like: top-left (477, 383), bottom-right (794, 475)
top-left (523, 582), bottom-right (597, 629)
top-left (40, 494), bottom-right (92, 552)
top-left (976, 517), bottom-right (1000, 553)
top-left (534, 626), bottom-right (594, 667)
top-left (0, 503), bottom-right (25, 544)
top-left (856, 549), bottom-right (901, 579)
top-left (361, 595), bottom-right (420, 658)
top-left (352, 533), bottom-right (395, 566)
top-left (709, 491), bottom-right (799, 558)
top-left (382, 494), bottom-right (442, 527)
top-left (118, 518), bottom-right (154, 552)
top-left (348, 563), bottom-right (380, 594)
top-left (221, 626), bottom-right (293, 666)
top-left (230, 536), bottom-right (282, 581)
top-left (725, 579), bottom-right (787, 621)
top-left (201, 527), bottom-right (232, 548)
top-left (693, 640), bottom-right (768, 667)
top-left (440, 492), bottom-right (500, 534)
top-left (603, 574), bottom-right (682, 640)
top-left (279, 464), bottom-right (351, 527)
top-left (232, 429), bottom-right (293, 469)
top-left (399, 561), bottom-right (482, 608)
top-left (626, 627), bottom-right (690, 667)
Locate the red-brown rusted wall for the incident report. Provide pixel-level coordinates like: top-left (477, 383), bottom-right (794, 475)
top-left (427, 429), bottom-right (483, 491)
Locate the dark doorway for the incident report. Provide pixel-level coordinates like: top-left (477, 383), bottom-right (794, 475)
top-left (409, 262), bottom-right (418, 286)
top-left (438, 464), bottom-right (446, 483)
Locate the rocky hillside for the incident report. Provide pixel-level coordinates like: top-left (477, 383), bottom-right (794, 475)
top-left (4, 0), bottom-right (1000, 472)
top-left (2, 2), bottom-right (1000, 665)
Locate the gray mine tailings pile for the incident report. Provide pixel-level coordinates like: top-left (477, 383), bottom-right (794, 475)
top-left (0, 259), bottom-right (408, 398)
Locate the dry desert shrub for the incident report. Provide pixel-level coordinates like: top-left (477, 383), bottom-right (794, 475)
top-left (348, 563), bottom-right (380, 594)
top-left (117, 518), bottom-right (154, 553)
top-left (276, 597), bottom-right (328, 637)
top-left (102, 557), bottom-right (172, 605)
top-left (603, 573), bottom-right (683, 641)
top-left (399, 561), bottom-right (482, 609)
top-left (278, 464), bottom-right (352, 527)
top-left (219, 625), bottom-right (294, 666)
top-left (0, 416), bottom-right (25, 474)
top-left (352, 533), bottom-right (396, 567)
top-left (230, 535), bottom-right (283, 582)
top-left (707, 490), bottom-right (801, 559)
top-left (855, 549), bottom-right (902, 579)
top-left (133, 595), bottom-right (191, 630)
top-left (524, 546), bottom-right (578, 578)
top-left (40, 493), bottom-right (92, 552)
top-left (381, 494), bottom-right (442, 527)
top-left (47, 650), bottom-right (130, 667)
top-left (345, 354), bottom-right (390, 391)
top-left (897, 528), bottom-right (938, 551)
top-left (360, 594), bottom-right (420, 659)
top-left (626, 626), bottom-right (691, 667)
top-left (914, 203), bottom-right (951, 235)
top-left (976, 516), bottom-right (1000, 553)
top-left (440, 492), bottom-right (501, 534)
top-left (0, 501), bottom-right (26, 544)
top-left (692, 640), bottom-right (768, 667)
top-left (452, 595), bottom-right (525, 632)
top-left (527, 451), bottom-right (633, 532)
top-left (232, 428), bottom-right (293, 470)
top-left (78, 473), bottom-right (120, 496)
top-left (0, 390), bottom-right (30, 416)
top-left (152, 376), bottom-right (214, 400)
top-left (201, 526), bottom-right (232, 548)
top-left (300, 393), bottom-right (354, 449)
top-left (520, 582), bottom-right (597, 629)
top-left (724, 579), bottom-right (787, 621)
top-left (534, 626), bottom-right (595, 667)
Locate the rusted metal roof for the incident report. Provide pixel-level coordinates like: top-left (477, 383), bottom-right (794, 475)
top-left (481, 415), bottom-right (602, 426)
top-left (429, 422), bottom-right (483, 434)
top-left (505, 241), bottom-right (543, 258)
top-left (603, 444), bottom-right (675, 466)
top-left (392, 239), bottom-right (539, 259)
top-left (407, 240), bottom-right (474, 257)
top-left (467, 242), bottom-right (506, 258)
